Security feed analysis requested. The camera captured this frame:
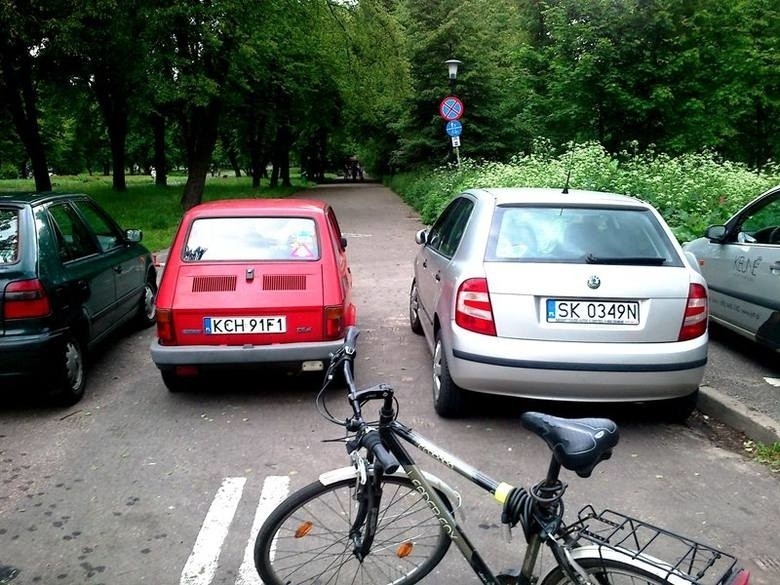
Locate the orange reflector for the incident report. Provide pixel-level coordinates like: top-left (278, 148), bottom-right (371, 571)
top-left (396, 541), bottom-right (414, 558)
top-left (295, 521), bottom-right (313, 538)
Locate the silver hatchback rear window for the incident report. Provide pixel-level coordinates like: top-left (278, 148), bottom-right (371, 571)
top-left (183, 216), bottom-right (320, 262)
top-left (487, 205), bottom-right (681, 266)
top-left (0, 209), bottom-right (19, 264)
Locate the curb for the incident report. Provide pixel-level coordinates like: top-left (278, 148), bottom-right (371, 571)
top-left (698, 385), bottom-right (780, 445)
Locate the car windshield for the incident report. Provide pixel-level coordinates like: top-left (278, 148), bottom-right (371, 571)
top-left (0, 208), bottom-right (19, 264)
top-left (486, 205), bottom-right (681, 266)
top-left (183, 216), bottom-right (320, 262)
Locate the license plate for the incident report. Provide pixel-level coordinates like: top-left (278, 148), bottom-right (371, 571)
top-left (203, 316), bottom-right (286, 334)
top-left (546, 299), bottom-right (639, 325)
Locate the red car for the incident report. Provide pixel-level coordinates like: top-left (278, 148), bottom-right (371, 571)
top-left (150, 199), bottom-right (356, 391)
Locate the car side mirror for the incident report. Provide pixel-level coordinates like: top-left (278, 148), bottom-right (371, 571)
top-left (704, 225), bottom-right (726, 242)
top-left (125, 228), bottom-right (143, 243)
top-left (415, 229), bottom-right (428, 245)
top-left (340, 236), bottom-right (348, 249)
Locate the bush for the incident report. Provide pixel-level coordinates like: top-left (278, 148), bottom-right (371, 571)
top-left (387, 142), bottom-right (780, 242)
top-left (0, 163), bottom-right (20, 180)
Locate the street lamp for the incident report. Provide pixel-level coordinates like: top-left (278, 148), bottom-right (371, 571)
top-left (444, 59), bottom-right (462, 91)
top-left (443, 59), bottom-right (463, 168)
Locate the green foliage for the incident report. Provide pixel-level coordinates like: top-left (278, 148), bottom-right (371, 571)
top-left (745, 440), bottom-right (780, 473)
top-left (387, 141), bottom-right (780, 242)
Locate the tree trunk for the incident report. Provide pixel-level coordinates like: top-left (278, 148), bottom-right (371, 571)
top-left (271, 123), bottom-right (292, 188)
top-left (151, 111), bottom-right (168, 186)
top-left (180, 101), bottom-right (221, 210)
top-left (221, 135), bottom-right (241, 177)
top-left (92, 73), bottom-right (129, 192)
top-left (250, 145), bottom-right (262, 188)
top-left (0, 46), bottom-right (52, 191)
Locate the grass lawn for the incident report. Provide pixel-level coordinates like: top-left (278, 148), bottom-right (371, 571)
top-left (0, 173), bottom-right (308, 252)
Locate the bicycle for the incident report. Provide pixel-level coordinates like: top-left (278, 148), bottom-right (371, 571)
top-left (254, 326), bottom-right (751, 585)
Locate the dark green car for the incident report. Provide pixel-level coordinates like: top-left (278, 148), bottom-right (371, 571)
top-left (0, 192), bottom-right (157, 405)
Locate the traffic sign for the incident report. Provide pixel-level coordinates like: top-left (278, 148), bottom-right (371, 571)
top-left (445, 120), bottom-right (462, 137)
top-left (451, 136), bottom-right (461, 147)
top-left (439, 96), bottom-right (464, 121)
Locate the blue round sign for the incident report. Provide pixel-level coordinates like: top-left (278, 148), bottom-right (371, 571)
top-left (445, 120), bottom-right (463, 137)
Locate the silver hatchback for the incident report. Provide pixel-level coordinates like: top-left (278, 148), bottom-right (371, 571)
top-left (409, 188), bottom-right (708, 418)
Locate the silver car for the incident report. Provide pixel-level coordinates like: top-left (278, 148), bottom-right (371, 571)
top-left (683, 184), bottom-right (780, 352)
top-left (409, 188), bottom-right (708, 418)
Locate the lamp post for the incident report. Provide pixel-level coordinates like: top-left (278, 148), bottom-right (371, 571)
top-left (444, 59), bottom-right (462, 91)
top-left (443, 59), bottom-right (463, 167)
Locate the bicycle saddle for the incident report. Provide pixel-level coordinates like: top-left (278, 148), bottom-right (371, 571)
top-left (521, 412), bottom-right (619, 478)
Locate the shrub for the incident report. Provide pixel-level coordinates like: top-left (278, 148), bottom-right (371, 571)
top-left (387, 142), bottom-right (780, 242)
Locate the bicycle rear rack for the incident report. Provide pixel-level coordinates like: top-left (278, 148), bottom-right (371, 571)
top-left (568, 506), bottom-right (740, 585)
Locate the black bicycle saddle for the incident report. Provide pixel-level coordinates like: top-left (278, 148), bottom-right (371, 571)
top-left (521, 412), bottom-right (619, 478)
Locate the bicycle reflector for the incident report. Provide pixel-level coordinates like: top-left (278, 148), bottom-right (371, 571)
top-left (396, 541), bottom-right (414, 558)
top-left (294, 521), bottom-right (313, 538)
top-left (728, 570), bottom-right (750, 585)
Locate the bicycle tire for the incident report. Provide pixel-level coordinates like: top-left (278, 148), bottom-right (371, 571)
top-left (254, 475), bottom-right (452, 585)
top-left (540, 556), bottom-right (674, 584)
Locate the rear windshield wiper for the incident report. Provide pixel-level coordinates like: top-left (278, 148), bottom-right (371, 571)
top-left (585, 253), bottom-right (666, 266)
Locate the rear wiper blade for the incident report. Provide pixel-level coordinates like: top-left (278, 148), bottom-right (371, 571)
top-left (585, 253), bottom-right (666, 266)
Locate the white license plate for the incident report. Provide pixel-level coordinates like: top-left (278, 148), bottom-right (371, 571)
top-left (546, 299), bottom-right (639, 325)
top-left (203, 316), bottom-right (287, 334)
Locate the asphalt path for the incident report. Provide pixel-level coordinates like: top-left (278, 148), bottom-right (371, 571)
top-left (1, 183), bottom-right (779, 585)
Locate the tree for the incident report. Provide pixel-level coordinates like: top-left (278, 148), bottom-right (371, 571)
top-left (0, 1), bottom-right (56, 191)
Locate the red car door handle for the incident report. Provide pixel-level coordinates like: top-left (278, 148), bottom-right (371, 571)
top-left (422, 259), bottom-right (428, 268)
top-left (434, 272), bottom-right (441, 281)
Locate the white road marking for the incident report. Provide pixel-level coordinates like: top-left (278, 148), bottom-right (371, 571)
top-left (181, 477), bottom-right (247, 585)
top-left (236, 476), bottom-right (291, 585)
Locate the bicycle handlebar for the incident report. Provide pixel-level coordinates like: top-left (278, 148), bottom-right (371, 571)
top-left (320, 327), bottom-right (400, 473)
top-left (360, 429), bottom-right (399, 473)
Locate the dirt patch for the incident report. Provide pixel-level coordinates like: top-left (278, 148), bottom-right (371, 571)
top-left (686, 410), bottom-right (753, 458)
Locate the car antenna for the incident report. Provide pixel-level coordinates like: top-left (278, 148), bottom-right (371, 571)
top-left (562, 146), bottom-right (574, 194)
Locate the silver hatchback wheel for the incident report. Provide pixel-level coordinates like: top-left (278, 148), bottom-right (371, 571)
top-left (432, 333), bottom-right (466, 417)
top-left (409, 281), bottom-right (423, 334)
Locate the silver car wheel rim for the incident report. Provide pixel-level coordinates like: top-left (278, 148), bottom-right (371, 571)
top-left (410, 285), bottom-right (419, 320)
top-left (143, 283), bottom-right (156, 320)
top-left (433, 340), bottom-right (442, 401)
top-left (65, 341), bottom-right (84, 389)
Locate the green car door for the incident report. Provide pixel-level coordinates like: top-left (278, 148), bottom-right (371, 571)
top-left (44, 201), bottom-right (119, 341)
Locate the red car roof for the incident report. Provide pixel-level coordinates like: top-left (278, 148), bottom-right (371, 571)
top-left (183, 198), bottom-right (328, 218)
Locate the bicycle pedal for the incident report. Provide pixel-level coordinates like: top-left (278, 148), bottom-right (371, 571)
top-left (496, 568), bottom-right (522, 584)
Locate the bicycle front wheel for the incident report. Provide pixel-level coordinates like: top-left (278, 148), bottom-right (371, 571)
top-left (254, 475), bottom-right (452, 585)
top-left (540, 557), bottom-right (672, 584)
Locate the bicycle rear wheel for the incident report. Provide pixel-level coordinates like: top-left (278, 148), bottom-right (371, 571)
top-left (254, 475), bottom-right (452, 585)
top-left (540, 557), bottom-right (671, 584)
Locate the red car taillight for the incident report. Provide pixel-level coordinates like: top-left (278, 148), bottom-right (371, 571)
top-left (455, 278), bottom-right (496, 336)
top-left (156, 309), bottom-right (176, 345)
top-left (324, 306), bottom-right (345, 340)
top-left (3, 279), bottom-right (52, 319)
top-left (678, 283), bottom-right (708, 341)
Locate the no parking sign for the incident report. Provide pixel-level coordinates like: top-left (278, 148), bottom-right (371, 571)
top-left (439, 96), bottom-right (464, 121)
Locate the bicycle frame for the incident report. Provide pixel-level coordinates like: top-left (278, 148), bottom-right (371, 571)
top-left (371, 418), bottom-right (560, 585)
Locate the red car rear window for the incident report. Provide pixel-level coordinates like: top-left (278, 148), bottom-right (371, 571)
top-left (0, 209), bottom-right (20, 264)
top-left (182, 216), bottom-right (320, 262)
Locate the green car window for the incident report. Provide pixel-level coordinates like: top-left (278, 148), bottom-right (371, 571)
top-left (48, 203), bottom-right (100, 262)
top-left (0, 208), bottom-right (19, 264)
